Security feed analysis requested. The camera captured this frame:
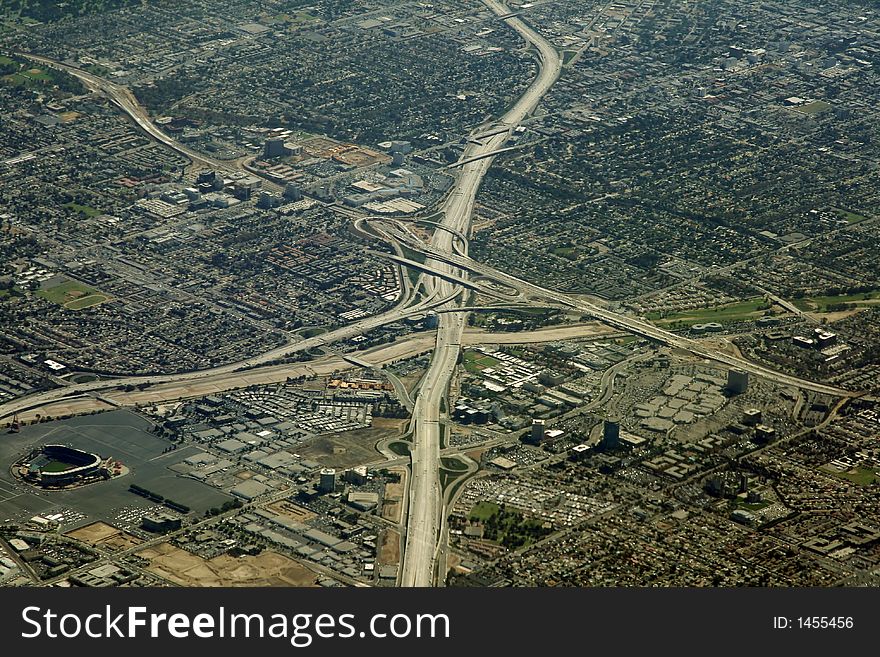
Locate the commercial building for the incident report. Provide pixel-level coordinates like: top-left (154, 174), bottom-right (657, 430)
top-left (319, 468), bottom-right (337, 493)
top-left (726, 369), bottom-right (749, 394)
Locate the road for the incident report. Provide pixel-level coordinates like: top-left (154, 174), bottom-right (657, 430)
top-left (0, 285), bottom-right (463, 422)
top-left (5, 322), bottom-right (617, 424)
top-left (18, 53), bottom-right (230, 172)
top-left (378, 237), bottom-right (858, 399)
top-left (16, 52), bottom-right (284, 192)
top-left (400, 0), bottom-right (564, 587)
top-left (10, 3), bottom-right (866, 589)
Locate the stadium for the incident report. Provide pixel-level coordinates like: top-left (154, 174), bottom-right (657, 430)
top-left (19, 444), bottom-right (110, 488)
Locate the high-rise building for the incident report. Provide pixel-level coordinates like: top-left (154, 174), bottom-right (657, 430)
top-left (755, 425), bottom-right (776, 444)
top-left (283, 182), bottom-right (303, 200)
top-left (318, 468), bottom-right (336, 493)
top-left (601, 419), bottom-right (620, 450)
top-left (529, 419), bottom-right (546, 445)
top-left (726, 369), bottom-right (749, 394)
top-left (264, 137), bottom-right (286, 159)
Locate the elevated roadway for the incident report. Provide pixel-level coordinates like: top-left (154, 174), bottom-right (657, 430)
top-left (400, 0), bottom-right (564, 587)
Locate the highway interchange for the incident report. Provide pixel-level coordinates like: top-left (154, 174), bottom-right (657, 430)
top-left (5, 1), bottom-right (871, 588)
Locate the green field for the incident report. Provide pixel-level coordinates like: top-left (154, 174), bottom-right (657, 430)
top-left (41, 460), bottom-right (76, 473)
top-left (833, 208), bottom-right (869, 224)
top-left (65, 294), bottom-right (108, 310)
top-left (388, 441), bottom-right (411, 457)
top-left (648, 297), bottom-right (770, 326)
top-left (468, 501), bottom-right (500, 522)
top-left (797, 100), bottom-right (832, 115)
top-left (463, 351), bottom-right (500, 373)
top-left (562, 49), bottom-right (578, 66)
top-left (2, 65), bottom-right (57, 89)
top-left (38, 279), bottom-right (109, 310)
top-left (824, 466), bottom-right (877, 486)
top-left (64, 202), bottom-right (101, 217)
top-left (736, 499), bottom-right (773, 512)
top-left (552, 246), bottom-right (579, 260)
top-left (794, 290), bottom-right (880, 313)
top-left (467, 501), bottom-right (552, 549)
top-left (298, 326), bottom-right (327, 338)
top-left (441, 456), bottom-right (468, 472)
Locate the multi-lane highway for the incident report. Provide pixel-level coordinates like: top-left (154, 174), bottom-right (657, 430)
top-left (18, 53), bottom-right (231, 172)
top-left (0, 285), bottom-right (462, 422)
top-left (400, 0), bottom-right (564, 587)
top-left (9, 3), bottom-right (868, 592)
top-left (372, 233), bottom-right (858, 399)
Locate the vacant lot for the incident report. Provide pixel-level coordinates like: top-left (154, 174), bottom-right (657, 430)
top-left (138, 543), bottom-right (318, 587)
top-left (298, 418), bottom-right (405, 468)
top-left (377, 529), bottom-right (400, 567)
top-left (381, 478), bottom-right (405, 524)
top-left (265, 499), bottom-right (316, 523)
top-left (66, 521), bottom-right (142, 551)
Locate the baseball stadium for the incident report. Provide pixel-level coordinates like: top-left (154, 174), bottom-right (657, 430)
top-left (16, 444), bottom-right (119, 488)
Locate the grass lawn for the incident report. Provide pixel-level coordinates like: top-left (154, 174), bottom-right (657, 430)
top-left (794, 290), bottom-right (880, 313)
top-left (833, 208), bottom-right (869, 224)
top-left (648, 297), bottom-right (770, 325)
top-left (797, 100), bottom-right (832, 115)
top-left (298, 327), bottom-right (327, 338)
top-left (65, 294), bottom-right (109, 310)
top-left (468, 501), bottom-right (500, 522)
top-left (552, 246), bottom-right (579, 260)
top-left (388, 441), bottom-right (411, 457)
top-left (38, 279), bottom-right (109, 310)
top-left (41, 460), bottom-right (76, 473)
top-left (3, 66), bottom-right (56, 89)
top-left (463, 350), bottom-right (500, 373)
top-left (736, 500), bottom-right (772, 512)
top-left (824, 466), bottom-right (877, 486)
top-left (562, 49), bottom-right (578, 65)
top-left (441, 457), bottom-right (468, 472)
top-left (467, 501), bottom-right (552, 548)
top-left (288, 10), bottom-right (318, 24)
top-left (64, 201), bottom-right (101, 217)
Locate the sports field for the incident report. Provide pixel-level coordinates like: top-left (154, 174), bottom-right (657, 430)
top-left (37, 278), bottom-right (110, 310)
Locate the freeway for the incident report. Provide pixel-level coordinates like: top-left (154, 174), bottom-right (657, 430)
top-left (16, 52), bottom-right (284, 192)
top-left (17, 53), bottom-right (231, 172)
top-left (0, 285), bottom-right (463, 422)
top-left (376, 234), bottom-right (858, 399)
top-left (400, 0), bottom-right (564, 587)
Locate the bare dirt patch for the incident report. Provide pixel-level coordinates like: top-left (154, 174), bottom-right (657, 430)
top-left (66, 522), bottom-right (142, 551)
top-left (265, 499), bottom-right (316, 523)
top-left (377, 529), bottom-right (400, 566)
top-left (137, 543), bottom-right (318, 587)
top-left (381, 480), bottom-right (404, 523)
top-left (298, 418), bottom-right (406, 468)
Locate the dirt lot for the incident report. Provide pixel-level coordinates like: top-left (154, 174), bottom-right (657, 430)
top-left (137, 543), bottom-right (318, 587)
top-left (66, 522), bottom-right (142, 551)
top-left (298, 418), bottom-right (406, 468)
top-left (265, 499), bottom-right (316, 523)
top-left (381, 479), bottom-right (404, 524)
top-left (377, 529), bottom-right (400, 566)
